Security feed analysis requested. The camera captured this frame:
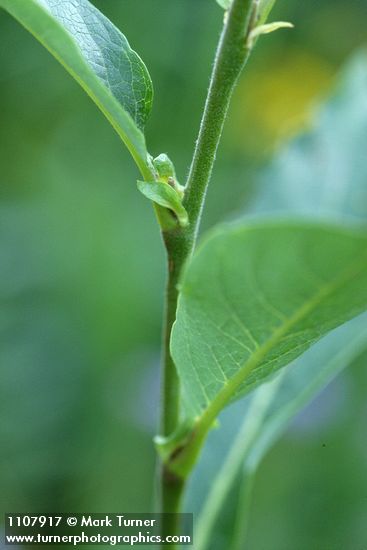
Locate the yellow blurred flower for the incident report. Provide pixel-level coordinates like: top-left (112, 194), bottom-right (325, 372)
top-left (230, 49), bottom-right (335, 155)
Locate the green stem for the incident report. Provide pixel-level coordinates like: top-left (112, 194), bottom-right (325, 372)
top-left (161, 0), bottom-right (255, 435)
top-left (158, 234), bottom-right (189, 545)
top-left (158, 0), bottom-right (257, 539)
top-left (183, 0), bottom-right (252, 242)
top-left (160, 244), bottom-right (187, 436)
top-left (160, 464), bottom-right (185, 543)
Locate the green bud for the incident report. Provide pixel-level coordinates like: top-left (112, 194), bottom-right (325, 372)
top-left (153, 153), bottom-right (185, 199)
top-left (153, 153), bottom-right (176, 182)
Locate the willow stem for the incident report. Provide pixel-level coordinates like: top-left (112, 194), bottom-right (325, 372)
top-left (183, 0), bottom-right (252, 241)
top-left (158, 0), bottom-right (257, 543)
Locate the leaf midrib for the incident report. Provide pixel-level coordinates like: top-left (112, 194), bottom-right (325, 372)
top-left (195, 245), bottom-right (367, 434)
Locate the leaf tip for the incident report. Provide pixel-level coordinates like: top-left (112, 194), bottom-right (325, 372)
top-left (247, 21), bottom-right (294, 48)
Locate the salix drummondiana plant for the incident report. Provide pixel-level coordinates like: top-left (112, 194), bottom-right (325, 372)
top-left (1, 0), bottom-right (367, 547)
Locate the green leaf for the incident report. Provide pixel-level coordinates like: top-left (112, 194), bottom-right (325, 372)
top-left (184, 53), bottom-right (367, 549)
top-left (258, 0), bottom-right (278, 23)
top-left (243, 319), bottom-right (367, 469)
top-left (189, 315), bottom-right (367, 550)
top-left (216, 0), bottom-right (232, 9)
top-left (0, 0), bottom-right (153, 177)
top-left (247, 21), bottom-right (293, 48)
top-left (137, 181), bottom-right (188, 227)
top-left (171, 221), bottom-right (367, 422)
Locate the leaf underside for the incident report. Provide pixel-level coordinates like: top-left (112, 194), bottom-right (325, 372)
top-left (185, 55), bottom-right (367, 550)
top-left (0, 0), bottom-right (153, 168)
top-left (190, 317), bottom-right (367, 550)
top-left (171, 221), bottom-right (367, 419)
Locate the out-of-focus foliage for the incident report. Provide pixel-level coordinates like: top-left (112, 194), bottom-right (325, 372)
top-left (250, 53), bottom-right (367, 220)
top-left (232, 50), bottom-right (335, 154)
top-left (1, 0), bottom-right (367, 548)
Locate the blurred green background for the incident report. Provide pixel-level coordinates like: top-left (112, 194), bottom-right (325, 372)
top-left (1, 0), bottom-right (367, 548)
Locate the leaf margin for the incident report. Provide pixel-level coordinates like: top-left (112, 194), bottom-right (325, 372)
top-left (0, 0), bottom-right (154, 179)
top-left (169, 219), bottom-right (367, 476)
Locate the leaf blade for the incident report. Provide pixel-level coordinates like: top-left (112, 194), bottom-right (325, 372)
top-left (247, 21), bottom-right (293, 48)
top-left (0, 0), bottom-right (153, 174)
top-left (137, 180), bottom-right (188, 227)
top-left (184, 53), bottom-right (367, 549)
top-left (172, 221), bottom-right (367, 421)
top-left (189, 314), bottom-right (367, 549)
top-left (216, 0), bottom-right (232, 9)
top-left (258, 0), bottom-right (278, 23)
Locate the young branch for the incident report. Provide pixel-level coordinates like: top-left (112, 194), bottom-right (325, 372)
top-left (158, 0), bottom-right (258, 534)
top-left (162, 0), bottom-right (254, 431)
top-left (183, 0), bottom-right (253, 241)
